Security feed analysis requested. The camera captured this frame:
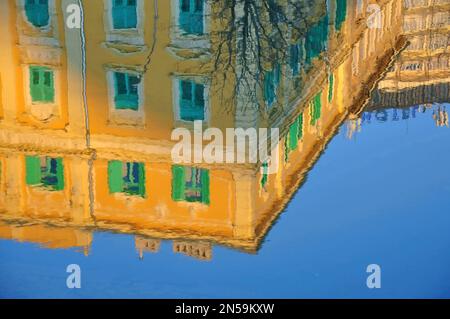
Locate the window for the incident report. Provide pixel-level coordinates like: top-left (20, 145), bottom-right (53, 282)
top-left (305, 14), bottom-right (329, 66)
top-left (284, 114), bottom-right (303, 161)
top-left (25, 156), bottom-right (64, 191)
top-left (113, 72), bottom-right (140, 110)
top-left (108, 161), bottom-right (146, 197)
top-left (172, 165), bottom-right (210, 204)
top-left (112, 0), bottom-right (137, 29)
top-left (328, 74), bottom-right (334, 103)
top-left (261, 162), bottom-right (269, 189)
top-left (179, 0), bottom-right (204, 35)
top-left (290, 43), bottom-right (300, 76)
top-left (25, 0), bottom-right (50, 28)
top-left (310, 92), bottom-right (322, 126)
top-left (179, 79), bottom-right (205, 121)
top-left (29, 66), bottom-right (54, 103)
top-left (335, 0), bottom-right (347, 31)
top-left (264, 63), bottom-right (281, 107)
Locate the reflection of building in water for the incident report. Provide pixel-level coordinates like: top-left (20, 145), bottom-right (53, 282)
top-left (136, 236), bottom-right (161, 259)
top-left (353, 0), bottom-right (450, 135)
top-left (173, 241), bottom-right (212, 261)
top-left (0, 0), bottom-right (404, 260)
top-left (0, 221), bottom-right (92, 255)
top-left (433, 105), bottom-right (449, 127)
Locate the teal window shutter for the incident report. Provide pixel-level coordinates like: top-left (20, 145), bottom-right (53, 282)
top-left (179, 0), bottom-right (204, 35)
top-left (264, 70), bottom-right (275, 106)
top-left (55, 158), bottom-right (64, 191)
top-left (30, 66), bottom-right (54, 103)
top-left (290, 44), bottom-right (300, 75)
top-left (179, 80), bottom-right (205, 121)
top-left (201, 169), bottom-right (210, 205)
top-left (114, 72), bottom-right (140, 110)
top-left (112, 0), bottom-right (137, 29)
top-left (26, 156), bottom-right (42, 186)
top-left (305, 13), bottom-right (329, 66)
top-left (25, 0), bottom-right (49, 28)
top-left (335, 0), bottom-right (347, 31)
top-left (172, 165), bottom-right (186, 201)
top-left (108, 161), bottom-right (124, 193)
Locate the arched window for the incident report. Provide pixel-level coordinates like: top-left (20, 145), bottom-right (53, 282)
top-left (25, 0), bottom-right (50, 28)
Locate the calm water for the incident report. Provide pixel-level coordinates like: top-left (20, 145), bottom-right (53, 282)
top-left (1, 0), bottom-right (450, 298)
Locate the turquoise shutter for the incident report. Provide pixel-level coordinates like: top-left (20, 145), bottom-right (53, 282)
top-left (55, 158), bottom-right (64, 191)
top-left (26, 156), bottom-right (41, 186)
top-left (305, 14), bottom-right (329, 65)
top-left (108, 161), bottom-right (124, 193)
top-left (264, 70), bottom-right (275, 106)
top-left (274, 63), bottom-right (281, 86)
top-left (138, 163), bottom-right (146, 198)
top-left (335, 0), bottom-right (347, 31)
top-left (290, 44), bottom-right (300, 75)
top-left (112, 0), bottom-right (137, 29)
top-left (193, 83), bottom-right (205, 121)
top-left (179, 0), bottom-right (204, 35)
top-left (191, 0), bottom-right (204, 34)
top-left (25, 0), bottom-right (49, 28)
top-left (179, 80), bottom-right (194, 121)
top-left (179, 0), bottom-right (191, 33)
top-left (126, 0), bottom-right (137, 28)
top-left (201, 169), bottom-right (210, 205)
top-left (172, 165), bottom-right (186, 201)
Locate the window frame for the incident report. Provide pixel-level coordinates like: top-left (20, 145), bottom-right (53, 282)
top-left (170, 0), bottom-right (211, 50)
top-left (106, 68), bottom-right (145, 126)
top-left (104, 0), bottom-right (145, 46)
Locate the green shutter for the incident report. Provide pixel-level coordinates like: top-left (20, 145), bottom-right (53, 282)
top-left (108, 160), bottom-right (124, 194)
top-left (261, 162), bottom-right (268, 188)
top-left (310, 92), bottom-right (322, 126)
top-left (298, 114), bottom-right (304, 140)
top-left (138, 163), bottom-right (146, 198)
top-left (289, 120), bottom-right (299, 150)
top-left (55, 158), bottom-right (64, 191)
top-left (43, 71), bottom-right (54, 102)
top-left (328, 74), bottom-right (334, 102)
top-left (30, 68), bottom-right (42, 102)
top-left (26, 156), bottom-right (41, 186)
top-left (172, 165), bottom-right (186, 201)
top-left (201, 169), bottom-right (210, 205)
top-left (29, 66), bottom-right (54, 103)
